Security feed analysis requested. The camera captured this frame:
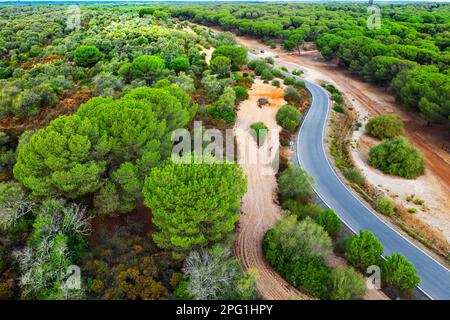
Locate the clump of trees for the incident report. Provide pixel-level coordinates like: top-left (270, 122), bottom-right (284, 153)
top-left (365, 114), bottom-right (404, 140)
top-left (344, 230), bottom-right (420, 294)
top-left (369, 137), bottom-right (426, 179)
top-left (171, 2), bottom-right (450, 128)
top-left (276, 104), bottom-right (302, 132)
top-left (263, 214), bottom-right (365, 299)
top-left (211, 46), bottom-right (248, 71)
top-left (13, 85), bottom-right (193, 215)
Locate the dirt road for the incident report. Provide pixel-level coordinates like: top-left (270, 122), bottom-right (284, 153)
top-left (234, 79), bottom-right (307, 299)
top-left (228, 34), bottom-right (450, 244)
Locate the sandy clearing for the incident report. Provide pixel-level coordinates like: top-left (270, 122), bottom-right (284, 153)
top-left (234, 78), bottom-right (307, 300)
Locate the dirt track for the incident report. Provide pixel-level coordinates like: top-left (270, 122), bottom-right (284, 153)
top-left (234, 79), bottom-right (307, 300)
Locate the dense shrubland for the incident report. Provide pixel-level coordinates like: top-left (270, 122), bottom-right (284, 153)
top-left (0, 5), bottom-right (255, 300)
top-left (171, 2), bottom-right (450, 127)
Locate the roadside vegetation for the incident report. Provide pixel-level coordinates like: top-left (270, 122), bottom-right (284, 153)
top-left (263, 160), bottom-right (420, 299)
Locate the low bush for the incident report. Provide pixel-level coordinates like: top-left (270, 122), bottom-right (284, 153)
top-left (365, 114), bottom-right (404, 140)
top-left (369, 137), bottom-right (425, 179)
top-left (271, 79), bottom-right (280, 87)
top-left (343, 168), bottom-right (365, 186)
top-left (278, 166), bottom-right (314, 204)
top-left (284, 86), bottom-right (302, 104)
top-left (232, 86), bottom-right (249, 101)
top-left (375, 196), bottom-right (396, 216)
top-left (333, 104), bottom-right (345, 113)
top-left (283, 77), bottom-right (296, 86)
top-left (250, 122), bottom-right (269, 146)
top-left (261, 69), bottom-right (274, 81)
top-left (381, 253), bottom-right (420, 292)
top-left (276, 104), bottom-right (302, 132)
top-left (328, 267), bottom-right (366, 300)
top-left (282, 200), bottom-right (323, 220)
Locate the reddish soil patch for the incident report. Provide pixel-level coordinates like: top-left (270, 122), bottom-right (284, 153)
top-left (0, 89), bottom-right (92, 136)
top-left (89, 204), bottom-right (153, 244)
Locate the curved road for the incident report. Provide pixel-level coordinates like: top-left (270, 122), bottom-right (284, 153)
top-left (284, 70), bottom-right (450, 300)
top-left (203, 25), bottom-right (450, 299)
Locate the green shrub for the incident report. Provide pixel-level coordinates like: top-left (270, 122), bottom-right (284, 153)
top-left (333, 104), bottom-right (345, 113)
top-left (276, 104), bottom-right (302, 132)
top-left (365, 114), bottom-right (404, 140)
top-left (369, 137), bottom-right (426, 179)
top-left (381, 253), bottom-right (420, 292)
top-left (284, 86), bottom-right (302, 104)
top-left (210, 56), bottom-right (231, 77)
top-left (263, 216), bottom-right (333, 298)
top-left (232, 86), bottom-right (249, 101)
top-left (331, 93), bottom-right (343, 104)
top-left (343, 167), bottom-right (365, 186)
top-left (407, 208), bottom-right (417, 214)
top-left (285, 256), bottom-right (331, 298)
top-left (261, 69), bottom-right (274, 81)
top-left (74, 45), bottom-right (102, 67)
top-left (375, 196), bottom-right (396, 216)
top-left (271, 79), bottom-right (280, 87)
top-left (169, 57), bottom-right (190, 73)
top-left (294, 80), bottom-right (306, 89)
top-left (316, 209), bottom-right (342, 237)
top-left (345, 230), bottom-right (383, 270)
top-left (329, 267), bottom-right (366, 300)
top-left (278, 166), bottom-right (314, 204)
top-left (283, 77), bottom-right (295, 86)
top-left (250, 122), bottom-right (268, 146)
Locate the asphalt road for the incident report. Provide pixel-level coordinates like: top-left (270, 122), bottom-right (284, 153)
top-left (284, 71), bottom-right (450, 300)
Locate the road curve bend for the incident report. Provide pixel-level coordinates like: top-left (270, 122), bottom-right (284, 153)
top-left (288, 72), bottom-right (450, 300)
